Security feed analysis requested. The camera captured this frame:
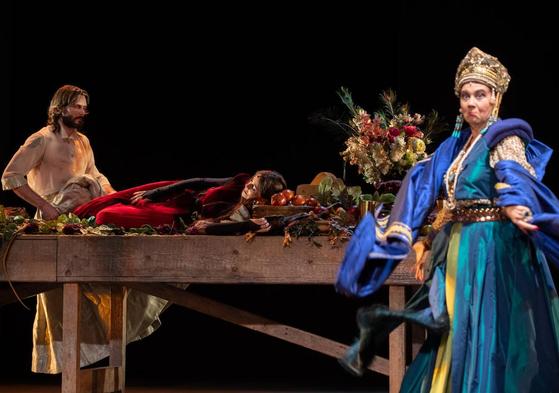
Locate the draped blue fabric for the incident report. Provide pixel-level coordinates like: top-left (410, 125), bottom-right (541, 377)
top-left (494, 159), bottom-right (559, 268)
top-left (485, 118), bottom-right (559, 268)
top-left (336, 132), bottom-right (470, 297)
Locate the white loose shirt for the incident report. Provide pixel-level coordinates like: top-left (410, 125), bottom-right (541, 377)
top-left (2, 126), bottom-right (111, 197)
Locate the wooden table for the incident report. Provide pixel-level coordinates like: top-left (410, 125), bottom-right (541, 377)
top-left (1, 235), bottom-right (421, 393)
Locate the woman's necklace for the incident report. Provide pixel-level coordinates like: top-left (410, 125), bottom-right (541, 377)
top-left (444, 132), bottom-right (482, 210)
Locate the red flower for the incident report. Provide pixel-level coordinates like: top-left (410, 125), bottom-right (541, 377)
top-left (388, 127), bottom-right (401, 137)
top-left (403, 126), bottom-right (418, 136)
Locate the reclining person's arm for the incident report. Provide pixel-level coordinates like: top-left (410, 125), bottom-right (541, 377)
top-left (203, 220), bottom-right (260, 235)
top-left (144, 177), bottom-right (233, 202)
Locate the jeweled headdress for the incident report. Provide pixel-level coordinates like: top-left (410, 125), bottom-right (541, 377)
top-left (454, 47), bottom-right (511, 121)
top-left (455, 47), bottom-right (510, 96)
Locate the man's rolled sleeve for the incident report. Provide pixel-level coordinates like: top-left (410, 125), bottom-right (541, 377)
top-left (2, 134), bottom-right (46, 190)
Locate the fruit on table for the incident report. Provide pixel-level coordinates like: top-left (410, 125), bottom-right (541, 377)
top-left (271, 193), bottom-right (288, 206)
top-left (291, 194), bottom-right (307, 206)
top-left (281, 189), bottom-right (295, 202)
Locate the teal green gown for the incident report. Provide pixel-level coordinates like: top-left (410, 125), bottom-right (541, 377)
top-left (401, 135), bottom-right (559, 392)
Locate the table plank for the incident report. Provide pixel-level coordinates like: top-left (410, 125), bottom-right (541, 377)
top-left (1, 237), bottom-right (57, 282)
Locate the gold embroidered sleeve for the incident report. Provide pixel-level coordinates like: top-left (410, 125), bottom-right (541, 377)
top-left (489, 135), bottom-right (536, 177)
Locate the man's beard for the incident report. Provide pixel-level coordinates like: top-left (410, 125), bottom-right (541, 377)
top-left (61, 114), bottom-right (85, 129)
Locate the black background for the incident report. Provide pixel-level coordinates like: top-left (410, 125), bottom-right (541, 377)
top-left (1, 0), bottom-right (557, 389)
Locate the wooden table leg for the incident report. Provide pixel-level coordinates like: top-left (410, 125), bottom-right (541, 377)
top-left (77, 286), bottom-right (127, 393)
top-left (109, 285), bottom-right (127, 392)
top-left (389, 285), bottom-right (407, 393)
top-left (62, 283), bottom-right (81, 393)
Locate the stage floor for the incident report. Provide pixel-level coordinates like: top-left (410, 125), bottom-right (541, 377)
top-left (0, 384), bottom-right (386, 393)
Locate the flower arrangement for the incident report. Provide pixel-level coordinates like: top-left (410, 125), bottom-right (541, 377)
top-left (338, 88), bottom-right (443, 185)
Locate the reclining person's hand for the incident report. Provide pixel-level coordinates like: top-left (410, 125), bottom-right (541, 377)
top-left (188, 219), bottom-right (214, 234)
top-left (250, 218), bottom-right (271, 233)
top-left (131, 191), bottom-right (148, 204)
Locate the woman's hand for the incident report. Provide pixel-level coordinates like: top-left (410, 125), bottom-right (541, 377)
top-left (412, 240), bottom-right (428, 282)
top-left (131, 191), bottom-right (149, 204)
top-left (503, 205), bottom-right (538, 235)
top-left (188, 219), bottom-right (214, 234)
top-left (250, 218), bottom-right (271, 233)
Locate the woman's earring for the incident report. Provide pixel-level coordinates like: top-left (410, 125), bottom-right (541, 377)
top-left (452, 114), bottom-right (464, 138)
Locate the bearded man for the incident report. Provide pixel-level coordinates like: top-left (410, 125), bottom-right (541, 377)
top-left (2, 84), bottom-right (115, 219)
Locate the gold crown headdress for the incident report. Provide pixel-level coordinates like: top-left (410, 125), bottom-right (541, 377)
top-left (455, 47), bottom-right (510, 96)
top-left (454, 48), bottom-right (510, 119)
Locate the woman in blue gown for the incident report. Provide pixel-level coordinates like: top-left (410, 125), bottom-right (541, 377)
top-left (336, 47), bottom-right (559, 392)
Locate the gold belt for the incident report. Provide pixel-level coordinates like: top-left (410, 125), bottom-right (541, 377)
top-left (451, 206), bottom-right (506, 223)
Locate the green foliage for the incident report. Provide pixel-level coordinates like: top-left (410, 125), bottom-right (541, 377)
top-left (127, 225), bottom-right (157, 235)
top-left (285, 218), bottom-right (321, 244)
top-left (360, 191), bottom-right (396, 204)
top-left (337, 86), bottom-right (358, 118)
top-left (358, 192), bottom-right (396, 218)
top-left (317, 177), bottom-right (361, 209)
top-left (1, 205), bottom-right (19, 242)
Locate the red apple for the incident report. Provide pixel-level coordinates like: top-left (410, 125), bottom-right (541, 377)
top-left (281, 189), bottom-right (295, 202)
top-left (292, 194), bottom-right (307, 206)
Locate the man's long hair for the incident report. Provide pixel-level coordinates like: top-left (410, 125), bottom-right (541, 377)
top-left (47, 85), bottom-right (89, 133)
